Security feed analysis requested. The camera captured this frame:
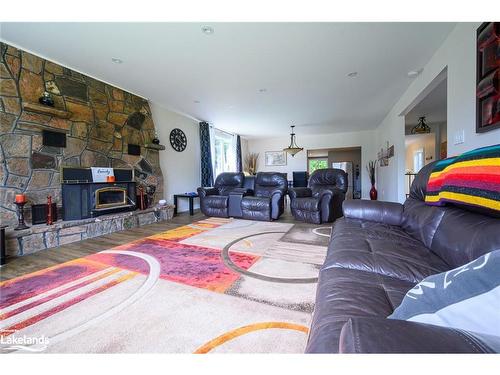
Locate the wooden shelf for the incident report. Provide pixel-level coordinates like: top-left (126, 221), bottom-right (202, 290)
top-left (23, 102), bottom-right (72, 119)
top-left (145, 144), bottom-right (166, 151)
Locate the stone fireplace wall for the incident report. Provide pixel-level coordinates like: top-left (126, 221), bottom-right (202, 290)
top-left (0, 42), bottom-right (163, 226)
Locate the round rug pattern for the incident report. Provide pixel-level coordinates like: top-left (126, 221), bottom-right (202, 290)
top-left (194, 321), bottom-right (309, 353)
top-left (222, 232), bottom-right (319, 283)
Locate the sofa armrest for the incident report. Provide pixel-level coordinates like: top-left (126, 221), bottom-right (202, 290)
top-left (342, 199), bottom-right (403, 226)
top-left (289, 187), bottom-right (312, 199)
top-left (339, 317), bottom-right (493, 353)
top-left (197, 187), bottom-right (219, 198)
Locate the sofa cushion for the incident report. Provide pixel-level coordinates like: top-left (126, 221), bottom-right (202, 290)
top-left (305, 267), bottom-right (415, 353)
top-left (203, 195), bottom-right (228, 209)
top-left (389, 250), bottom-right (500, 342)
top-left (241, 196), bottom-right (270, 211)
top-left (323, 218), bottom-right (449, 283)
top-left (429, 204), bottom-right (500, 268)
top-left (291, 197), bottom-right (320, 211)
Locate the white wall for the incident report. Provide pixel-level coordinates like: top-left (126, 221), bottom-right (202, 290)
top-left (374, 23), bottom-right (500, 203)
top-left (149, 103), bottom-right (201, 212)
top-left (246, 130), bottom-right (377, 199)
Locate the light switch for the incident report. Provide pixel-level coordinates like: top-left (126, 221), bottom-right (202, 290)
top-left (453, 130), bottom-right (465, 145)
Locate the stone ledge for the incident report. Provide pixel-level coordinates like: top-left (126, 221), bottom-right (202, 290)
top-left (5, 204), bottom-right (174, 257)
top-left (22, 102), bottom-right (72, 119)
top-left (144, 144), bottom-right (166, 151)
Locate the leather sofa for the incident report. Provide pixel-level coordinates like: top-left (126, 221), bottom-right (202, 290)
top-left (197, 172), bottom-right (244, 218)
top-left (306, 162), bottom-right (500, 353)
top-left (289, 168), bottom-right (348, 224)
top-left (198, 172), bottom-right (287, 221)
top-left (241, 172), bottom-right (288, 221)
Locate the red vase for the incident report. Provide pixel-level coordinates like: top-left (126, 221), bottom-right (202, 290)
top-left (370, 184), bottom-right (378, 200)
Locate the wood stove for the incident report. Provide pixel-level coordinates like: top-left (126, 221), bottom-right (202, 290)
top-left (95, 187), bottom-right (127, 209)
top-left (61, 168), bottom-right (136, 220)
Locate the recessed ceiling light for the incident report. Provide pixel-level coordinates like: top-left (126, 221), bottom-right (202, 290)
top-left (194, 100), bottom-right (200, 104)
top-left (111, 58), bottom-right (123, 64)
top-left (259, 88), bottom-right (267, 93)
top-left (347, 72), bottom-right (358, 78)
top-left (408, 69), bottom-right (423, 77)
top-left (201, 26), bottom-right (214, 35)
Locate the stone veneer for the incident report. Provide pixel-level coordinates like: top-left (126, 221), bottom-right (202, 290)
top-left (5, 205), bottom-right (174, 257)
top-left (0, 42), bottom-right (164, 226)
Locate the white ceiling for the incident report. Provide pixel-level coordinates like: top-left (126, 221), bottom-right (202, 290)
top-left (0, 22), bottom-right (455, 138)
top-left (405, 78), bottom-right (447, 126)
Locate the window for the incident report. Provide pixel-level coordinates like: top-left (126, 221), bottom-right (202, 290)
top-left (212, 128), bottom-right (236, 177)
top-left (308, 158), bottom-right (328, 174)
top-left (413, 148), bottom-right (425, 173)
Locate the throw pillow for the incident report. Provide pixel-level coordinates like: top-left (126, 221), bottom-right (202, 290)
top-left (389, 250), bottom-right (500, 340)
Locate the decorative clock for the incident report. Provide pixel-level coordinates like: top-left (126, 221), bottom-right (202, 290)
top-left (169, 128), bottom-right (187, 152)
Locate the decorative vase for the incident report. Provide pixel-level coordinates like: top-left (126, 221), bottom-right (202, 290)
top-left (38, 91), bottom-right (55, 107)
top-left (370, 184), bottom-right (378, 200)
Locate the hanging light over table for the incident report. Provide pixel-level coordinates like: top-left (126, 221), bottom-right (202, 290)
top-left (283, 125), bottom-right (303, 157)
top-left (411, 116), bottom-right (431, 134)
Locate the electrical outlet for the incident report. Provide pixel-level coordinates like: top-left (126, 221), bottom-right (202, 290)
top-left (453, 130), bottom-right (465, 145)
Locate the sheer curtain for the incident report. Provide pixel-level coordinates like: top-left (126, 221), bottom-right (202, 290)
top-left (211, 127), bottom-right (237, 177)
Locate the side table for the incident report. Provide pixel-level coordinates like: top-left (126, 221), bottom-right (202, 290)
top-left (173, 194), bottom-right (199, 216)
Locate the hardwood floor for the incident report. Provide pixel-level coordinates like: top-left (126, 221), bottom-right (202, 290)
top-left (0, 208), bottom-right (299, 281)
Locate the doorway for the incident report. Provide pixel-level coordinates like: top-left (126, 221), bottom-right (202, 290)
top-left (307, 147), bottom-right (362, 199)
top-left (404, 76), bottom-right (447, 196)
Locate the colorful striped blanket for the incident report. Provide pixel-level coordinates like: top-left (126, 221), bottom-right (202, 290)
top-left (425, 144), bottom-right (500, 213)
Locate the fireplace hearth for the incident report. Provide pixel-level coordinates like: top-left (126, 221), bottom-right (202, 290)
top-left (61, 168), bottom-right (136, 220)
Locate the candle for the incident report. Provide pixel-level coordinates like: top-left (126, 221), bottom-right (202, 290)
top-left (15, 194), bottom-right (26, 203)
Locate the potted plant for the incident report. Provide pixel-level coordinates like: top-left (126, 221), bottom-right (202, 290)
top-left (244, 153), bottom-right (259, 175)
top-left (366, 160), bottom-right (377, 200)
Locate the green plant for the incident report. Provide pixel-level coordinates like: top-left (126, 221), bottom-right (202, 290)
top-left (309, 159), bottom-right (328, 174)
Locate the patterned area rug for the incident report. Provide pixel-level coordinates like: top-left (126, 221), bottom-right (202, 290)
top-left (0, 218), bottom-right (330, 353)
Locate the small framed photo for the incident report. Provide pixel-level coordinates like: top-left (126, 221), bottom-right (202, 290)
top-left (265, 151), bottom-right (287, 166)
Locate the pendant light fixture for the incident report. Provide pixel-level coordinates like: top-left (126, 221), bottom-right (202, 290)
top-left (411, 116), bottom-right (431, 134)
top-left (283, 125), bottom-right (303, 157)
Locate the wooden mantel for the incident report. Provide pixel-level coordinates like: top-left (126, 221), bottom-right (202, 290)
top-left (22, 102), bottom-right (72, 119)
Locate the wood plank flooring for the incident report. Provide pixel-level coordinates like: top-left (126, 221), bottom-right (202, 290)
top-left (0, 208), bottom-right (300, 281)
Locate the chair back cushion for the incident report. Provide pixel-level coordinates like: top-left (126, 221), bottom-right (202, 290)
top-left (403, 160), bottom-right (500, 268)
top-left (254, 172), bottom-right (287, 197)
top-left (214, 172), bottom-right (244, 195)
top-left (308, 168), bottom-right (348, 196)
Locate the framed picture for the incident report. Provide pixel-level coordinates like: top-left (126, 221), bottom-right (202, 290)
top-left (476, 22), bottom-right (500, 133)
top-left (265, 151), bottom-right (287, 166)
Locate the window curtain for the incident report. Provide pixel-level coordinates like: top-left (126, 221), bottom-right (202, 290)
top-left (199, 122), bottom-right (214, 187)
top-left (236, 135), bottom-right (243, 173)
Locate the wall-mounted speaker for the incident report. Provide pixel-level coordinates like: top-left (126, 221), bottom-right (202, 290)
top-left (127, 144), bottom-right (141, 156)
top-left (42, 130), bottom-right (66, 148)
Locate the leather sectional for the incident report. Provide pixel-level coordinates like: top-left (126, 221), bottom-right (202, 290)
top-left (198, 172), bottom-right (287, 221)
top-left (306, 162), bottom-right (500, 353)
